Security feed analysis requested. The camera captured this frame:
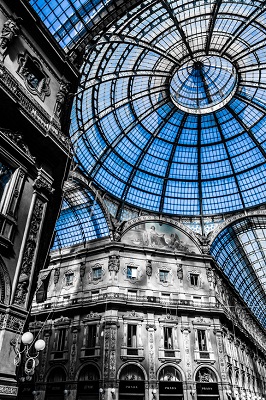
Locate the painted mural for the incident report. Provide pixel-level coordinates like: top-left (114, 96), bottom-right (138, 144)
top-left (121, 222), bottom-right (199, 253)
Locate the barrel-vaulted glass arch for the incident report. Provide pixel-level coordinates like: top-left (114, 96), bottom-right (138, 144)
top-left (210, 216), bottom-right (266, 328)
top-left (52, 181), bottom-right (110, 250)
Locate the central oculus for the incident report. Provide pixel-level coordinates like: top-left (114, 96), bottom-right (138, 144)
top-left (170, 56), bottom-right (237, 114)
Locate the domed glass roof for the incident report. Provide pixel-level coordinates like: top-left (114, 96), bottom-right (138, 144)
top-left (68, 0), bottom-right (266, 216)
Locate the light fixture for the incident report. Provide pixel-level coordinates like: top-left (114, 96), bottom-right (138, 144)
top-left (13, 331), bottom-right (46, 379)
top-left (111, 388), bottom-right (115, 398)
top-left (152, 388), bottom-right (157, 398)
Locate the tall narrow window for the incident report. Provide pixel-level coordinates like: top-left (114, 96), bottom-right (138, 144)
top-left (87, 325), bottom-right (96, 348)
top-left (0, 162), bottom-right (13, 201)
top-left (127, 324), bottom-right (138, 355)
top-left (85, 324), bottom-right (97, 356)
top-left (198, 330), bottom-right (207, 351)
top-left (164, 327), bottom-right (173, 349)
top-left (190, 273), bottom-right (199, 286)
top-left (164, 327), bottom-right (174, 357)
top-left (55, 328), bottom-right (66, 355)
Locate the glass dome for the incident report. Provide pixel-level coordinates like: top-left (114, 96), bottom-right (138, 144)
top-left (68, 0), bottom-right (266, 216)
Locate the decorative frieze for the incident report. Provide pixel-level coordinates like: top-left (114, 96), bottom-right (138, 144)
top-left (0, 129), bottom-right (35, 162)
top-left (0, 385), bottom-right (18, 396)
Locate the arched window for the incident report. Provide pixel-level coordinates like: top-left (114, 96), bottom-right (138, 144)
top-left (119, 364), bottom-right (145, 400)
top-left (77, 364), bottom-right (100, 400)
top-left (45, 367), bottom-right (66, 400)
top-left (158, 366), bottom-right (183, 399)
top-left (159, 366), bottom-right (181, 381)
top-left (196, 368), bottom-right (219, 400)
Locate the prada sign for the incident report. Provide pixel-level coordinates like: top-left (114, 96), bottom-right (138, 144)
top-left (196, 383), bottom-right (219, 394)
top-left (46, 383), bottom-right (65, 394)
top-left (78, 381), bottom-right (99, 394)
top-left (159, 381), bottom-right (183, 394)
top-left (119, 381), bottom-right (145, 393)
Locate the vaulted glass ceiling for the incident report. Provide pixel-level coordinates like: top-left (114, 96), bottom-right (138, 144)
top-left (31, 0), bottom-right (266, 216)
top-left (29, 0), bottom-right (266, 328)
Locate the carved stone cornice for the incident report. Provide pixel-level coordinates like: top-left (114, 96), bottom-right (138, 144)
top-left (0, 64), bottom-right (70, 152)
top-left (33, 169), bottom-right (54, 195)
top-left (0, 128), bottom-right (35, 162)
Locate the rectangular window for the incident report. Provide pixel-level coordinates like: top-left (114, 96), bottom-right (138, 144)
top-left (159, 270), bottom-right (169, 283)
top-left (93, 266), bottom-right (102, 280)
top-left (56, 328), bottom-right (66, 352)
top-left (198, 330), bottom-right (207, 351)
top-left (127, 266), bottom-right (137, 279)
top-left (190, 273), bottom-right (199, 286)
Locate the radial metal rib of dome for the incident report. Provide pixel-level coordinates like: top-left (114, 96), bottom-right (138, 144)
top-left (69, 0), bottom-right (266, 216)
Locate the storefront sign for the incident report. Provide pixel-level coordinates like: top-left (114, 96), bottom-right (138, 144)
top-left (196, 383), bottom-right (219, 394)
top-left (119, 381), bottom-right (145, 394)
top-left (159, 381), bottom-right (183, 394)
top-left (78, 381), bottom-right (99, 394)
top-left (46, 383), bottom-right (65, 394)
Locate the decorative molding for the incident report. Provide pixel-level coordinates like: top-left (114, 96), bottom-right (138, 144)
top-left (0, 65), bottom-right (70, 149)
top-left (108, 255), bottom-right (120, 273)
top-left (55, 79), bottom-right (70, 118)
top-left (88, 263), bottom-right (105, 284)
top-left (83, 311), bottom-right (101, 321)
top-left (53, 267), bottom-right (60, 285)
top-left (0, 17), bottom-right (22, 50)
top-left (0, 129), bottom-right (35, 162)
top-left (17, 52), bottom-right (50, 101)
top-left (177, 263), bottom-right (183, 280)
top-left (0, 385), bottom-right (18, 396)
top-left (14, 198), bottom-right (45, 307)
top-left (146, 259), bottom-right (152, 277)
top-left (69, 328), bottom-right (78, 380)
top-left (33, 170), bottom-right (54, 195)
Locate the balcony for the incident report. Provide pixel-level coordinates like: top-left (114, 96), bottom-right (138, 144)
top-left (120, 346), bottom-right (144, 361)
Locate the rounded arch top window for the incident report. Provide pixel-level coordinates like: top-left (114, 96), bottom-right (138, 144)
top-left (78, 364), bottom-right (100, 381)
top-left (47, 367), bottom-right (66, 382)
top-left (158, 366), bottom-right (181, 382)
top-left (195, 367), bottom-right (217, 383)
top-left (119, 364), bottom-right (145, 381)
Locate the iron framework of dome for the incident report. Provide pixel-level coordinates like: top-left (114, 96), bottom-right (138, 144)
top-left (29, 1), bottom-right (266, 328)
top-left (30, 0), bottom-right (266, 216)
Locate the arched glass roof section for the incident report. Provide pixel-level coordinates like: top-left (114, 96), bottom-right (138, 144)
top-left (68, 0), bottom-right (266, 216)
top-left (51, 181), bottom-right (110, 250)
top-left (210, 216), bottom-right (266, 328)
top-left (29, 0), bottom-right (111, 50)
